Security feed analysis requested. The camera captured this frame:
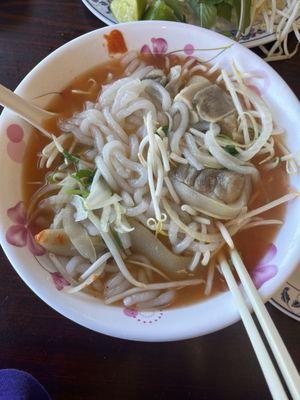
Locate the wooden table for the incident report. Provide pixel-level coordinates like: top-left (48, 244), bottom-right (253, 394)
top-left (0, 1), bottom-right (299, 399)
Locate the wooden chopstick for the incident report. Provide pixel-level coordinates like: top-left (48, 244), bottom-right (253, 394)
top-left (230, 249), bottom-right (300, 400)
top-left (218, 254), bottom-right (289, 400)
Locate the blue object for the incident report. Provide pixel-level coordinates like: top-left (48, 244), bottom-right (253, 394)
top-left (0, 369), bottom-right (50, 400)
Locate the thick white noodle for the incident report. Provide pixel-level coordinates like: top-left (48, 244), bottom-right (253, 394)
top-left (170, 101), bottom-right (189, 155)
top-left (36, 52), bottom-right (297, 310)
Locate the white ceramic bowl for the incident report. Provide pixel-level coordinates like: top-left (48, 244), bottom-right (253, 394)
top-left (0, 22), bottom-right (299, 342)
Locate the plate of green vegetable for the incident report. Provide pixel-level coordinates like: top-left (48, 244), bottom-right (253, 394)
top-left (82, 0), bottom-right (300, 61)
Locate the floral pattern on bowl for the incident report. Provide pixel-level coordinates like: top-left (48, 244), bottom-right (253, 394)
top-left (0, 22), bottom-right (299, 340)
top-left (6, 124), bottom-right (26, 163)
top-left (139, 37), bottom-right (270, 99)
top-left (5, 197), bottom-right (280, 314)
top-left (123, 308), bottom-right (164, 324)
top-left (6, 201), bottom-right (45, 256)
top-left (50, 272), bottom-right (70, 291)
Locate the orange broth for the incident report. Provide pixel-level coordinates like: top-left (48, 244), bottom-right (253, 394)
top-left (22, 56), bottom-right (288, 307)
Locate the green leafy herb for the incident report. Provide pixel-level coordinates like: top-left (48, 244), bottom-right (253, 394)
top-left (188, 1), bottom-right (218, 28)
top-left (65, 188), bottom-right (90, 198)
top-left (200, 0), bottom-right (224, 4)
top-left (224, 144), bottom-right (238, 156)
top-left (144, 0), bottom-right (178, 21)
top-left (165, 0), bottom-right (186, 21)
top-left (111, 229), bottom-right (124, 251)
top-left (156, 125), bottom-right (169, 137)
top-left (233, 0), bottom-right (251, 35)
top-left (216, 2), bottom-right (232, 21)
top-left (218, 133), bottom-right (233, 141)
top-left (162, 125), bottom-right (169, 134)
top-left (138, 0), bottom-right (251, 39)
top-left (62, 151), bottom-right (80, 164)
top-left (71, 169), bottom-right (95, 185)
top-left (219, 30), bottom-right (234, 38)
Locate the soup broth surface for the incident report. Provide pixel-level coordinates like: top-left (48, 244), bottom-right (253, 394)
top-left (22, 56), bottom-right (288, 308)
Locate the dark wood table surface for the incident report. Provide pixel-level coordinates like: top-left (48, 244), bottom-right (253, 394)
top-left (0, 1), bottom-right (299, 399)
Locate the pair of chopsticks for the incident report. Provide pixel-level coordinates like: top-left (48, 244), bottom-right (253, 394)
top-left (218, 249), bottom-right (300, 400)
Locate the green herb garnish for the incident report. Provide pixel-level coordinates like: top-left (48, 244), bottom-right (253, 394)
top-left (224, 144), bottom-right (238, 156)
top-left (71, 169), bottom-right (95, 186)
top-left (111, 229), bottom-right (124, 251)
top-left (233, 0), bottom-right (251, 35)
top-left (65, 188), bottom-right (90, 198)
top-left (217, 2), bottom-right (232, 21)
top-left (162, 125), bottom-right (169, 134)
top-left (62, 151), bottom-right (80, 164)
top-left (156, 125), bottom-right (169, 137)
top-left (165, 0), bottom-right (186, 21)
top-left (188, 0), bottom-right (218, 29)
top-left (219, 133), bottom-right (233, 141)
top-left (144, 0), bottom-right (179, 21)
top-left (149, 0), bottom-right (251, 35)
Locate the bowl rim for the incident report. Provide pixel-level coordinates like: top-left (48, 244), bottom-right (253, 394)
top-left (0, 21), bottom-right (300, 341)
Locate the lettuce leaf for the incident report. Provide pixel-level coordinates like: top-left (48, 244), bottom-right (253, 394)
top-left (216, 2), bottom-right (232, 21)
top-left (188, 1), bottom-right (218, 28)
top-left (233, 0), bottom-right (251, 33)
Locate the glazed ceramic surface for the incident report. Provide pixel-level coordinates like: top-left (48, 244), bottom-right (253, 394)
top-left (0, 22), bottom-right (299, 341)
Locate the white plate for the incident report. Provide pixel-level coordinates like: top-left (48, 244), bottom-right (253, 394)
top-left (0, 22), bottom-right (300, 341)
top-left (82, 0), bottom-right (285, 48)
top-left (270, 267), bottom-right (300, 322)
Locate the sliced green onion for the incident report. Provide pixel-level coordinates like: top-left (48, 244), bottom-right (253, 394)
top-left (65, 188), bottom-right (90, 198)
top-left (71, 169), bottom-right (95, 185)
top-left (63, 151), bottom-right (80, 164)
top-left (224, 145), bottom-right (239, 156)
top-left (111, 229), bottom-right (124, 252)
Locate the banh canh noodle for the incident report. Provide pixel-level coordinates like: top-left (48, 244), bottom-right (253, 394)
top-left (24, 52), bottom-right (299, 310)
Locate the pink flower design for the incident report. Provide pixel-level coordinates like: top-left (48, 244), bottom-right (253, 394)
top-left (251, 244), bottom-right (278, 289)
top-left (6, 124), bottom-right (26, 163)
top-left (50, 272), bottom-right (69, 291)
top-left (123, 308), bottom-right (164, 323)
top-left (184, 44), bottom-right (194, 56)
top-left (141, 38), bottom-right (168, 55)
top-left (123, 308), bottom-right (138, 318)
top-left (6, 201), bottom-right (45, 256)
top-left (141, 39), bottom-right (195, 57)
